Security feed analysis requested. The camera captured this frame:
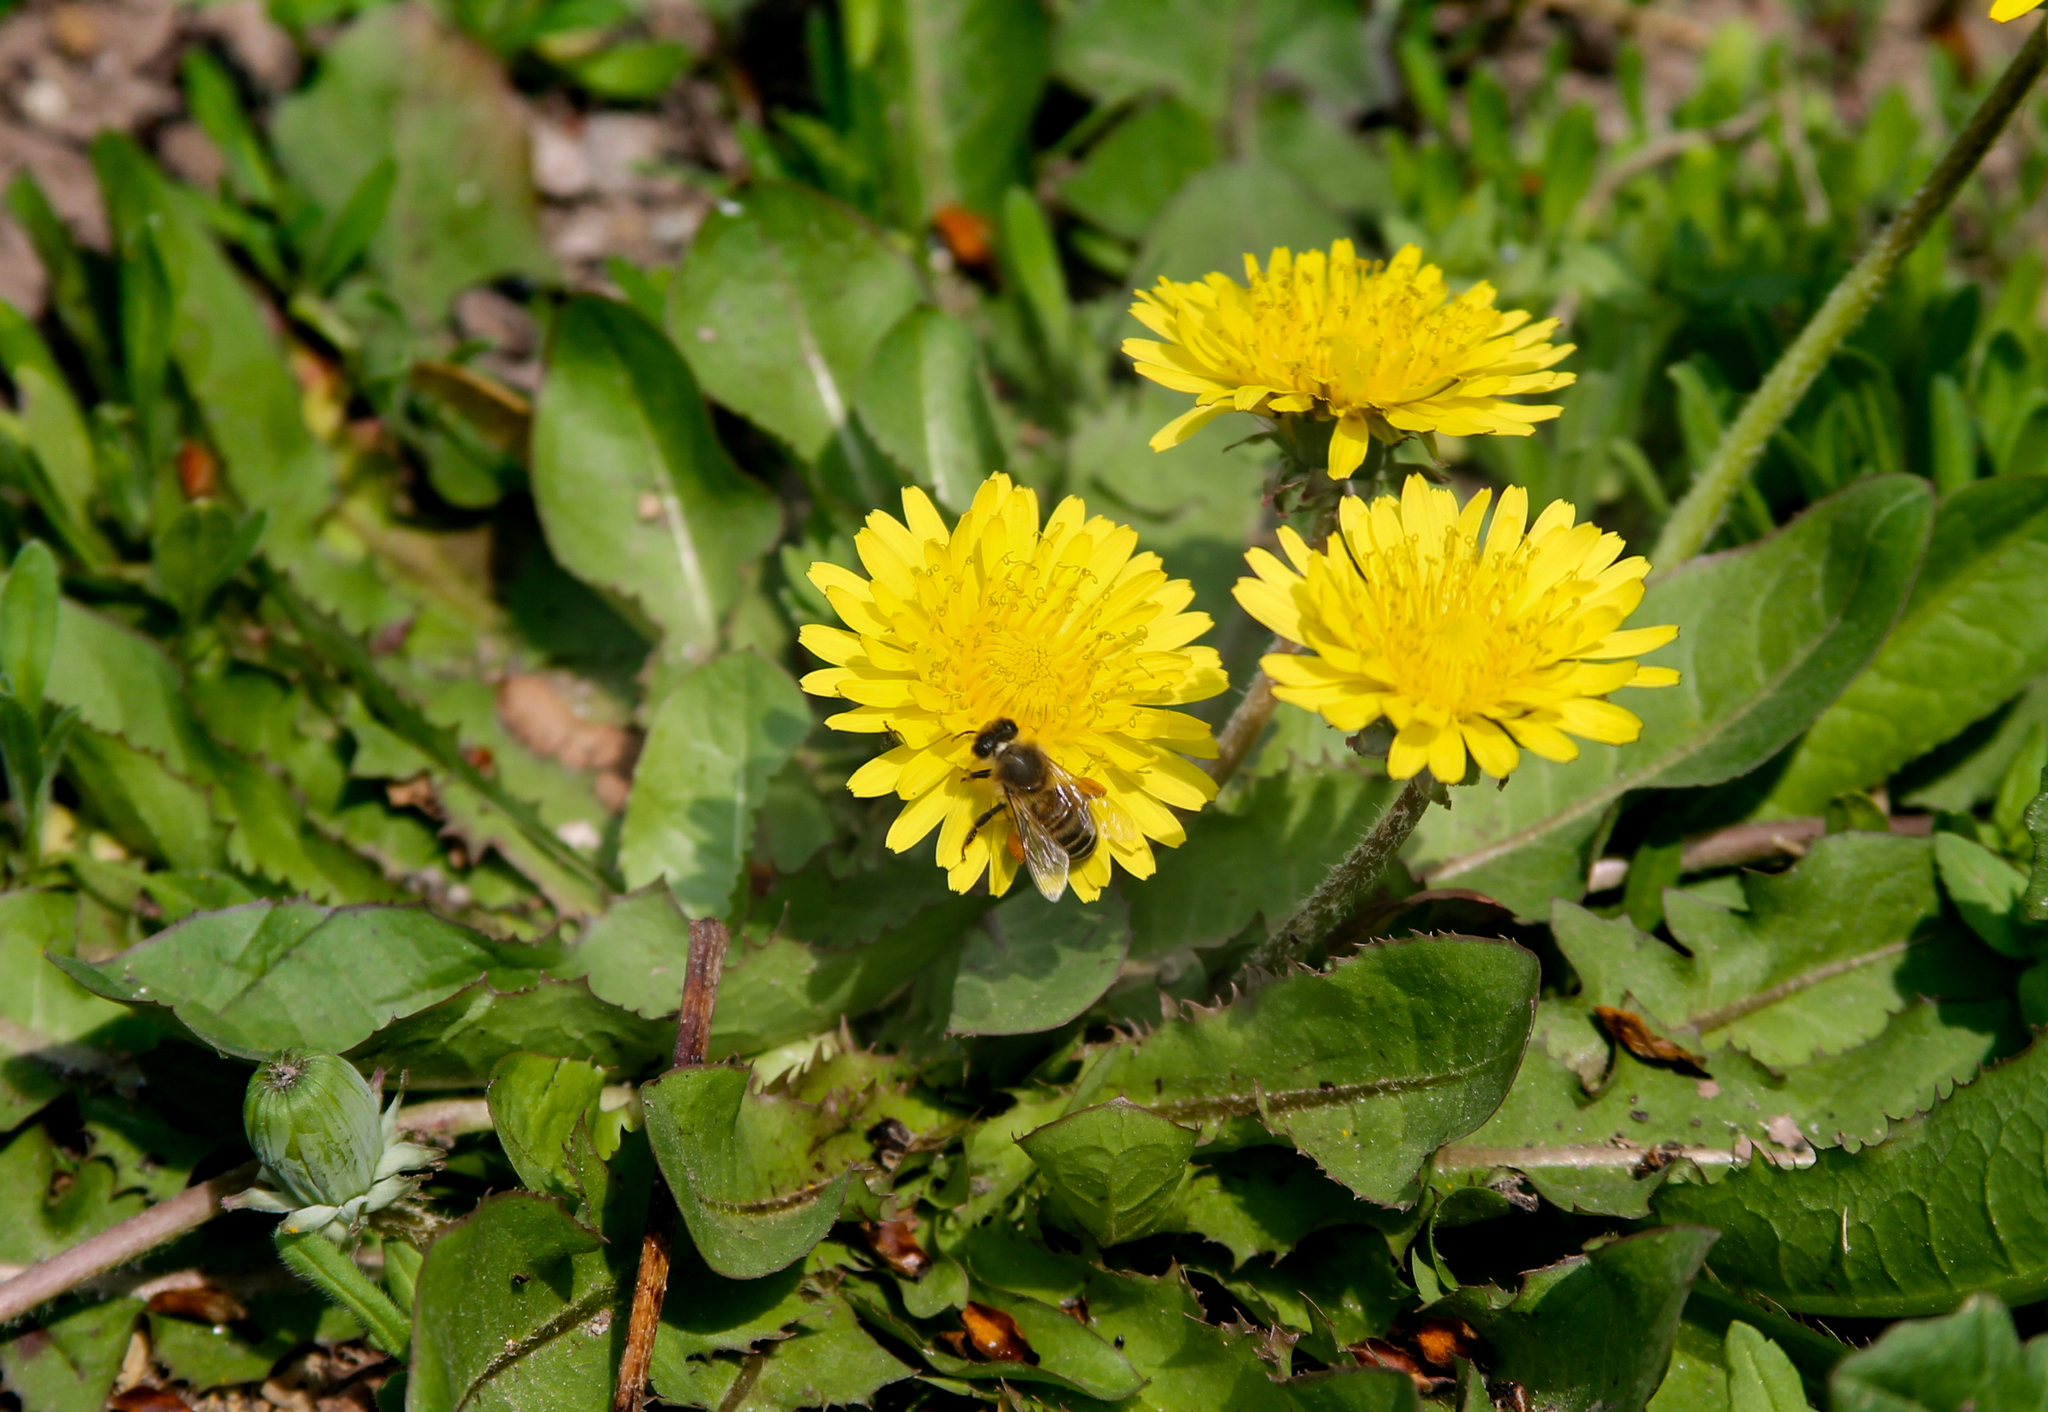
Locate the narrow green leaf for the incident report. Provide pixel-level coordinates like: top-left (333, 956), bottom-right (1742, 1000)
top-left (999, 186), bottom-right (1072, 357)
top-left (1021, 1098), bottom-right (1197, 1246)
top-left (641, 1065), bottom-right (851, 1278)
top-left (0, 307), bottom-right (107, 563)
top-left (1655, 1037), bottom-right (2048, 1315)
top-left (948, 886), bottom-right (1130, 1036)
top-left (2, 539), bottom-right (58, 713)
top-left (666, 181), bottom-right (920, 461)
top-left (532, 297), bottom-right (781, 662)
top-left (618, 652), bottom-right (810, 914)
top-left (1071, 936), bottom-right (1538, 1206)
top-left (275, 1227), bottom-right (410, 1356)
top-left (179, 48), bottom-right (280, 206)
top-left (1413, 476), bottom-right (1933, 916)
top-left (854, 305), bottom-right (1002, 511)
top-left (307, 156), bottom-right (395, 293)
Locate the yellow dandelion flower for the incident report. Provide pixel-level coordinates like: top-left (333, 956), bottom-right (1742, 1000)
top-left (798, 474), bottom-right (1227, 903)
top-left (1991, 0), bottom-right (2040, 19)
top-left (1233, 475), bottom-right (1680, 783)
top-left (1124, 241), bottom-right (1577, 480)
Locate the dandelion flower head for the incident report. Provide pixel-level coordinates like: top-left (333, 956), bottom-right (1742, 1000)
top-left (799, 474), bottom-right (1227, 902)
top-left (1124, 241), bottom-right (1577, 480)
top-left (1234, 475), bottom-right (1680, 783)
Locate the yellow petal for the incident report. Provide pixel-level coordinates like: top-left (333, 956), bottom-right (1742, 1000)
top-left (1992, 0), bottom-right (2042, 20)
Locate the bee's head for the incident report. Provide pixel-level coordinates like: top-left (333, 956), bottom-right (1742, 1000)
top-left (971, 718), bottom-right (1020, 759)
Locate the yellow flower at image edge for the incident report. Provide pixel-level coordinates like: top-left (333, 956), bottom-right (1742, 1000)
top-left (1991, 0), bottom-right (2041, 20)
top-left (1125, 241), bottom-right (1577, 480)
top-left (799, 475), bottom-right (1228, 902)
top-left (1235, 475), bottom-right (1680, 783)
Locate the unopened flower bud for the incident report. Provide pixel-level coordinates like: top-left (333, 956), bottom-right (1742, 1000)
top-left (244, 1051), bottom-right (381, 1211)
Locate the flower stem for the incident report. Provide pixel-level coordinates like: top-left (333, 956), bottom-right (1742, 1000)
top-left (1653, 15), bottom-right (2048, 565)
top-left (613, 918), bottom-right (728, 1412)
top-left (275, 1226), bottom-right (411, 1357)
top-left (1247, 772), bottom-right (1437, 974)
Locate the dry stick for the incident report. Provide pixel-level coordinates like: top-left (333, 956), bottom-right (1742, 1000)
top-left (1654, 15), bottom-right (2048, 565)
top-left (0, 1161), bottom-right (260, 1326)
top-left (611, 917), bottom-right (728, 1412)
top-left (1245, 773), bottom-right (1438, 977)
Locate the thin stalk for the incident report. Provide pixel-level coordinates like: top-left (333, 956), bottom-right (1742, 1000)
top-left (0, 1161), bottom-right (259, 1325)
top-left (612, 918), bottom-right (728, 1412)
top-left (1246, 773), bottom-right (1436, 975)
top-left (1654, 16), bottom-right (2048, 564)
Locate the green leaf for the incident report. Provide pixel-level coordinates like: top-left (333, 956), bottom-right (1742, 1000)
top-left (1829, 1294), bottom-right (2047, 1412)
top-left (0, 889), bottom-right (146, 1130)
top-left (275, 1226), bottom-right (410, 1356)
top-left (1061, 98), bottom-right (1216, 241)
top-left (487, 1053), bottom-right (617, 1204)
top-left (346, 978), bottom-right (670, 1087)
top-left (47, 898), bottom-right (540, 1059)
top-left (1726, 1321), bottom-right (1817, 1412)
top-left (1285, 1368), bottom-right (1422, 1412)
top-left (152, 503), bottom-right (267, 623)
top-left (655, 1288), bottom-right (909, 1412)
top-left (531, 297), bottom-right (782, 663)
top-left (1558, 834), bottom-right (1994, 1070)
top-left (179, 48), bottom-right (280, 207)
top-left (853, 305), bottom-right (1003, 512)
top-left (1438, 993), bottom-right (2019, 1218)
top-left (2, 539), bottom-right (58, 714)
top-left (1221, 1225), bottom-right (1413, 1359)
top-left (1020, 1097), bottom-right (1197, 1246)
top-left (0, 1124), bottom-right (146, 1264)
top-left (1412, 476), bottom-right (1935, 917)
top-left (947, 886), bottom-right (1131, 1036)
top-left (642, 1065), bottom-right (851, 1278)
top-left (648, 1240), bottom-right (810, 1377)
top-left (1133, 159), bottom-right (1347, 290)
top-left (0, 1297), bottom-right (143, 1412)
top-left (563, 41), bottom-right (693, 101)
top-left (1936, 831), bottom-right (2047, 958)
top-left (407, 1194), bottom-right (619, 1412)
top-left (306, 156), bottom-right (396, 294)
top-left (619, 652), bottom-right (810, 913)
top-left (1052, 1263), bottom-right (1282, 1409)
top-left (148, 1309), bottom-right (294, 1391)
top-left (0, 309), bottom-right (106, 565)
top-left (1071, 936), bottom-right (1539, 1206)
top-left (1176, 1147), bottom-right (1380, 1266)
top-left (1053, 0), bottom-right (1237, 119)
top-left (1654, 1036), bottom-right (2048, 1315)
top-left (270, 5), bottom-right (555, 324)
top-left (666, 181), bottom-right (921, 462)
top-left (1449, 1227), bottom-right (1719, 1412)
top-left (1762, 477), bottom-right (2048, 816)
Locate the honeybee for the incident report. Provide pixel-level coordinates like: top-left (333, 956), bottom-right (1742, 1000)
top-left (963, 718), bottom-right (1110, 903)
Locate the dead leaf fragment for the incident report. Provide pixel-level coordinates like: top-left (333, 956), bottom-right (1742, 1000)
top-left (1593, 1006), bottom-right (1710, 1078)
top-left (859, 1218), bottom-right (930, 1279)
top-left (955, 1302), bottom-right (1034, 1363)
top-left (147, 1284), bottom-right (248, 1325)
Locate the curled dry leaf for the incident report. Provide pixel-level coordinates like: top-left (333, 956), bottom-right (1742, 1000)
top-left (110, 1390), bottom-right (191, 1412)
top-left (859, 1218), bottom-right (931, 1279)
top-left (933, 204), bottom-right (994, 268)
top-left (952, 1302), bottom-right (1035, 1364)
top-left (177, 441), bottom-right (218, 499)
top-left (146, 1284), bottom-right (248, 1325)
top-left (1592, 1005), bottom-right (1710, 1078)
top-left (495, 673), bottom-right (638, 811)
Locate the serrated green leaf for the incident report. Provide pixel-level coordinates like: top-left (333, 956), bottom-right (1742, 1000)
top-left (1438, 995), bottom-right (2020, 1218)
top-left (1020, 1097), bottom-right (1196, 1246)
top-left (1558, 834), bottom-right (1997, 1069)
top-left (667, 182), bottom-right (920, 462)
top-left (531, 298), bottom-right (781, 663)
top-left (948, 886), bottom-right (1130, 1037)
top-left (1176, 1146), bottom-right (1377, 1267)
top-left (642, 1065), bottom-right (851, 1279)
top-left (1063, 1263), bottom-right (1287, 1410)
top-left (1070, 936), bottom-right (1538, 1206)
top-left (1217, 1225), bottom-right (1412, 1357)
top-left (1762, 478), bottom-right (2048, 816)
top-left (660, 1289), bottom-right (910, 1412)
top-left (487, 1053), bottom-right (615, 1203)
top-left (1411, 476), bottom-right (1934, 916)
top-left (407, 1194), bottom-right (620, 1412)
top-left (0, 1297), bottom-right (142, 1412)
top-left (1828, 1294), bottom-right (2046, 1412)
top-left (619, 652), bottom-right (809, 914)
top-left (1447, 1226), bottom-right (1718, 1412)
top-left (1654, 1037), bottom-right (2048, 1315)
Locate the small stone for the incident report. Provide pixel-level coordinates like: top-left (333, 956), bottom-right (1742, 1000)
top-left (1629, 1109), bottom-right (1649, 1122)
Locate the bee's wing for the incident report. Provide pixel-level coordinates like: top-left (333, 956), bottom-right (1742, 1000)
top-left (1008, 789), bottom-right (1071, 903)
top-left (1048, 756), bottom-right (1139, 852)
top-left (1096, 796), bottom-right (1141, 850)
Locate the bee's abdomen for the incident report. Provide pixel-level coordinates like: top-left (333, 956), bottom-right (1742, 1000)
top-left (1052, 805), bottom-right (1097, 862)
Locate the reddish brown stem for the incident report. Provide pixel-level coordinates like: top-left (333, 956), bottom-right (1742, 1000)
top-left (0, 1161), bottom-right (260, 1325)
top-left (611, 917), bottom-right (729, 1412)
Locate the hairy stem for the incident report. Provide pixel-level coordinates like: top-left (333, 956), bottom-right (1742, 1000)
top-left (1653, 17), bottom-right (2048, 564)
top-left (612, 918), bottom-right (729, 1412)
top-left (1247, 773), bottom-right (1437, 975)
top-left (275, 1226), bottom-right (411, 1356)
top-left (0, 1161), bottom-right (259, 1325)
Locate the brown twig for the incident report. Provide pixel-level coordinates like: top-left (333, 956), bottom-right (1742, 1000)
top-left (611, 917), bottom-right (729, 1412)
top-left (0, 1161), bottom-right (260, 1326)
top-left (1582, 814), bottom-right (1934, 892)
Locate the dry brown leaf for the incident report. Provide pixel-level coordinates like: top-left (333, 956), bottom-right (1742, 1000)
top-left (1592, 1006), bottom-right (1710, 1078)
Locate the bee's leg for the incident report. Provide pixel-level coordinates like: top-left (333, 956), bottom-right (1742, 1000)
top-left (966, 769), bottom-right (992, 780)
top-left (963, 800), bottom-right (1007, 848)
